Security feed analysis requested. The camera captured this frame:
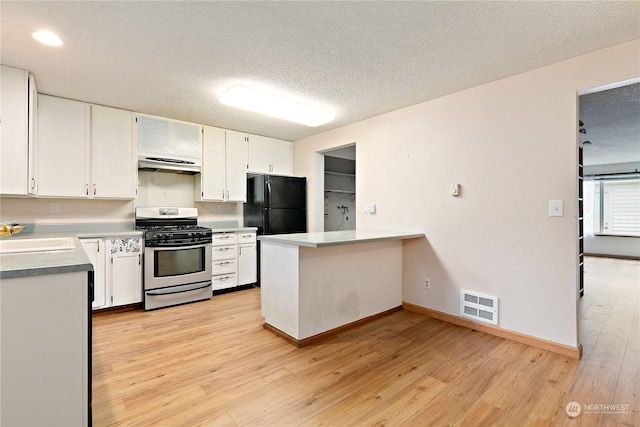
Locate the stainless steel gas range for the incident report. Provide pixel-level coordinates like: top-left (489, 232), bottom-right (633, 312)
top-left (135, 207), bottom-right (213, 310)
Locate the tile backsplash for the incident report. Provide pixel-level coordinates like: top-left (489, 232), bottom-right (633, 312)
top-left (136, 171), bottom-right (195, 208)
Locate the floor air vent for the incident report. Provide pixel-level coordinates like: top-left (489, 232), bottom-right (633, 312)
top-left (460, 290), bottom-right (498, 325)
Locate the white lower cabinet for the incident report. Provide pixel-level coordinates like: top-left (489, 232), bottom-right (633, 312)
top-left (211, 232), bottom-right (238, 291)
top-left (238, 232), bottom-right (257, 286)
top-left (80, 238), bottom-right (107, 309)
top-left (210, 231), bottom-right (257, 291)
top-left (81, 236), bottom-right (142, 309)
top-left (107, 238), bottom-right (143, 306)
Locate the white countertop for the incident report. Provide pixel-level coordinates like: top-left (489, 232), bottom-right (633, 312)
top-left (258, 230), bottom-right (424, 248)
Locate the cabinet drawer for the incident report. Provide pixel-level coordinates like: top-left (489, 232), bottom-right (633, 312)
top-left (237, 232), bottom-right (256, 244)
top-left (212, 258), bottom-right (237, 275)
top-left (212, 233), bottom-right (237, 245)
top-left (212, 273), bottom-right (237, 290)
top-left (212, 244), bottom-right (237, 260)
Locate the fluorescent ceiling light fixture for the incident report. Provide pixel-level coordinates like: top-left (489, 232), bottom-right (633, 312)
top-left (32, 31), bottom-right (63, 46)
top-left (219, 84), bottom-right (334, 127)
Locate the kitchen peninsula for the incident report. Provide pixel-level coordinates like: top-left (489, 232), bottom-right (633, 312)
top-left (258, 230), bottom-right (424, 346)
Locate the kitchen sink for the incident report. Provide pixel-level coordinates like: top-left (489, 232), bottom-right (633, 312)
top-left (0, 237), bottom-right (76, 254)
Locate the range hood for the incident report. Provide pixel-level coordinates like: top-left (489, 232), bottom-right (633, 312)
top-left (136, 114), bottom-right (203, 175)
top-left (138, 155), bottom-right (200, 175)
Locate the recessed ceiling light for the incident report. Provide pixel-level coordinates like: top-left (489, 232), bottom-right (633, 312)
top-left (219, 84), bottom-right (334, 127)
top-left (32, 31), bottom-right (63, 47)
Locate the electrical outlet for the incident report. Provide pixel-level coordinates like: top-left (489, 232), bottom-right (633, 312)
top-left (50, 202), bottom-right (59, 213)
top-left (218, 205), bottom-right (224, 214)
top-left (424, 278), bottom-right (431, 289)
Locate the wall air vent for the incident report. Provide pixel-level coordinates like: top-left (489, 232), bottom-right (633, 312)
top-left (460, 290), bottom-right (498, 325)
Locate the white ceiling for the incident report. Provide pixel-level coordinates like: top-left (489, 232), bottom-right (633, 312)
top-left (1, 1), bottom-right (639, 161)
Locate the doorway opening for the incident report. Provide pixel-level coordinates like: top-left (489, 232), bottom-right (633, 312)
top-left (320, 144), bottom-right (356, 231)
top-left (577, 78), bottom-right (640, 351)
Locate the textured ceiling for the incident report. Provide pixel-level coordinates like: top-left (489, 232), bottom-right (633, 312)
top-left (1, 1), bottom-right (639, 164)
top-left (580, 82), bottom-right (640, 167)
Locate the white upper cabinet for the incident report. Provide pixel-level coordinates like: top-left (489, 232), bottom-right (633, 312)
top-left (0, 65), bottom-right (36, 195)
top-left (35, 95), bottom-right (136, 199)
top-left (225, 130), bottom-right (248, 202)
top-left (196, 127), bottom-right (247, 202)
top-left (91, 105), bottom-right (136, 198)
top-left (36, 95), bottom-right (90, 197)
top-left (197, 125), bottom-right (226, 201)
top-left (247, 134), bottom-right (292, 175)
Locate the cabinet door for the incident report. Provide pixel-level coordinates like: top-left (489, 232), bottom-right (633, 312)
top-left (91, 105), bottom-right (136, 198)
top-left (80, 238), bottom-right (107, 309)
top-left (268, 138), bottom-right (292, 176)
top-left (37, 95), bottom-right (90, 197)
top-left (238, 243), bottom-right (257, 285)
top-left (225, 130), bottom-right (248, 202)
top-left (247, 134), bottom-right (271, 174)
top-left (248, 134), bottom-right (292, 175)
top-left (198, 125), bottom-right (225, 201)
top-left (27, 74), bottom-right (38, 195)
top-left (0, 66), bottom-right (30, 195)
top-left (107, 238), bottom-right (142, 306)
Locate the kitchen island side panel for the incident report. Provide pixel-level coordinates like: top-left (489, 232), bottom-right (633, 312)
top-left (260, 241), bottom-right (300, 338)
top-left (297, 240), bottom-right (403, 340)
top-left (1, 271), bottom-right (89, 426)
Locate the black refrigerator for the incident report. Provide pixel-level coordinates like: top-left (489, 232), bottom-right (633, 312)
top-left (243, 173), bottom-right (307, 235)
top-left (244, 174), bottom-right (307, 285)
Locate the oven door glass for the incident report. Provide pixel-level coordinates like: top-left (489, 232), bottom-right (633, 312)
top-left (154, 246), bottom-right (206, 277)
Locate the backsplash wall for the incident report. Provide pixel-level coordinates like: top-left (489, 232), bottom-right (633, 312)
top-left (0, 171), bottom-right (244, 225)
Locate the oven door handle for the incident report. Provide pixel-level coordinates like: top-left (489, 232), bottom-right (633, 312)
top-left (146, 282), bottom-right (211, 296)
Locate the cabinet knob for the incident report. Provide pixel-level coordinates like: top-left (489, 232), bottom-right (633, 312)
top-left (93, 184), bottom-right (96, 195)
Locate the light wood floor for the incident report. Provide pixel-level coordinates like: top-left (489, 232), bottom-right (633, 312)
top-left (92, 257), bottom-right (639, 426)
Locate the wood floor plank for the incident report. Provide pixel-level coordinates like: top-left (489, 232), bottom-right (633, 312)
top-left (92, 257), bottom-right (640, 426)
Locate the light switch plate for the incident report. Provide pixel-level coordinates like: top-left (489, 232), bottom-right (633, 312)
top-left (363, 203), bottom-right (376, 214)
top-left (549, 200), bottom-right (563, 217)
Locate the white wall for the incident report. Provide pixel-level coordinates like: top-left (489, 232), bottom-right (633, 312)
top-left (292, 40), bottom-right (640, 348)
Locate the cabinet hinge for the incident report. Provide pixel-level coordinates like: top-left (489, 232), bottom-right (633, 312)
top-left (111, 257), bottom-right (114, 264)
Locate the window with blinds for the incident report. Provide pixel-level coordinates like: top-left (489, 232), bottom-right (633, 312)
top-left (590, 178), bottom-right (640, 237)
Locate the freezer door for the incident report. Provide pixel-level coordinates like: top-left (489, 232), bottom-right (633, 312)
top-left (264, 176), bottom-right (306, 209)
top-left (263, 208), bottom-right (307, 234)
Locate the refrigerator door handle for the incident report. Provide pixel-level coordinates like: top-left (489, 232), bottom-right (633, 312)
top-left (266, 180), bottom-right (271, 205)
